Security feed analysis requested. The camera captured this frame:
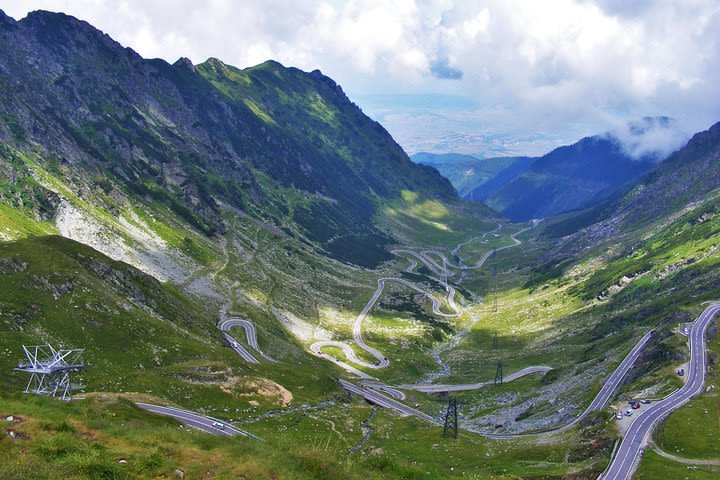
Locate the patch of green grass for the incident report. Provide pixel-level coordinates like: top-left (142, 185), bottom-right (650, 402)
top-left (380, 190), bottom-right (498, 246)
top-left (0, 202), bottom-right (57, 239)
top-left (635, 450), bottom-right (720, 479)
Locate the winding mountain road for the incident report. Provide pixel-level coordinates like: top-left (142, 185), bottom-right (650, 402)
top-left (310, 276), bottom-right (462, 369)
top-left (429, 220), bottom-right (541, 272)
top-left (342, 326), bottom-right (655, 441)
top-left (450, 223), bottom-right (502, 260)
top-left (137, 402), bottom-right (258, 439)
top-left (401, 365), bottom-right (553, 393)
top-left (312, 221), bottom-right (542, 374)
top-left (601, 303), bottom-right (720, 480)
top-left (220, 318), bottom-right (276, 363)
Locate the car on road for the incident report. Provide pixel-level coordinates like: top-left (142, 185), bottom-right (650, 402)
top-left (212, 421), bottom-right (225, 430)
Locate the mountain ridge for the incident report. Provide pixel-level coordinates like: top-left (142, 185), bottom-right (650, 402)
top-left (414, 121), bottom-right (679, 222)
top-left (0, 8), bottom-right (459, 267)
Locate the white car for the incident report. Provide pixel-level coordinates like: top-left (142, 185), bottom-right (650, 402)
top-left (616, 413), bottom-right (623, 420)
top-left (625, 410), bottom-right (633, 417)
top-left (212, 421), bottom-right (225, 430)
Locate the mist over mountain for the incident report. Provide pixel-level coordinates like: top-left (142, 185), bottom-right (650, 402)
top-left (609, 116), bottom-right (690, 160)
top-left (547, 119), bottom-right (720, 240)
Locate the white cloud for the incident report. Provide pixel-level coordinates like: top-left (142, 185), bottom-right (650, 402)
top-left (2, 0), bottom-right (719, 155)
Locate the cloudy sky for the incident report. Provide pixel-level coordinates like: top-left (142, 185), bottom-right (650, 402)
top-left (4, 1), bottom-right (720, 157)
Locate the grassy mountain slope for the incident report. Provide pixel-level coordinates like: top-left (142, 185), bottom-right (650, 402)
top-left (463, 156), bottom-right (535, 201)
top-left (0, 235), bottom-right (338, 411)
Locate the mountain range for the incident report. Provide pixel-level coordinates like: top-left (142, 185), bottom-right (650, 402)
top-left (0, 9), bottom-right (456, 267)
top-left (1, 8), bottom-right (720, 480)
top-left (413, 118), bottom-right (679, 221)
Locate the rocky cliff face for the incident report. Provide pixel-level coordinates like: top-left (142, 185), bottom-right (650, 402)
top-left (0, 9), bottom-right (456, 266)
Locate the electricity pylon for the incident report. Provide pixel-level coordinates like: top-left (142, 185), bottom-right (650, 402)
top-left (443, 397), bottom-right (458, 439)
top-left (494, 361), bottom-right (503, 385)
top-left (14, 344), bottom-right (84, 401)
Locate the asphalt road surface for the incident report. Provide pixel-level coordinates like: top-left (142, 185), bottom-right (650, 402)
top-left (362, 382), bottom-right (407, 400)
top-left (601, 302), bottom-right (720, 480)
top-left (339, 379), bottom-right (437, 424)
top-left (220, 318), bottom-right (275, 363)
top-left (432, 220), bottom-right (541, 271)
top-left (137, 402), bottom-right (258, 439)
top-left (564, 329), bottom-right (655, 430)
top-left (401, 365), bottom-right (553, 393)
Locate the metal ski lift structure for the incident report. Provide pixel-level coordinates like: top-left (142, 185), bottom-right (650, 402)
top-left (14, 344), bottom-right (85, 401)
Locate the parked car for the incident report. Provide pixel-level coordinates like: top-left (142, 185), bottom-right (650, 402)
top-left (641, 399), bottom-right (651, 404)
top-left (631, 403), bottom-right (640, 409)
top-left (625, 410), bottom-right (633, 416)
top-left (616, 413), bottom-right (623, 420)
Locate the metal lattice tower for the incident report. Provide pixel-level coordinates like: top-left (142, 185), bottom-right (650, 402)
top-left (494, 361), bottom-right (503, 385)
top-left (14, 344), bottom-right (85, 401)
top-left (443, 397), bottom-right (458, 439)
